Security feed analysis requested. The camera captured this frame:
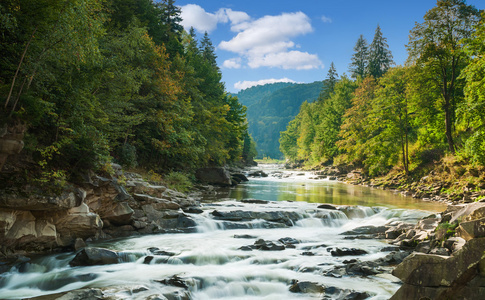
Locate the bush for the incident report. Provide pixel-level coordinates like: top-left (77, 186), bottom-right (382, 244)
top-left (118, 143), bottom-right (138, 169)
top-left (164, 172), bottom-right (193, 193)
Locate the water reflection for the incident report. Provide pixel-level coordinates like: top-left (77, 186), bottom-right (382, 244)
top-left (218, 176), bottom-right (446, 212)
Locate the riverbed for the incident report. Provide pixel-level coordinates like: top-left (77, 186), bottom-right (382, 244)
top-left (0, 168), bottom-right (446, 299)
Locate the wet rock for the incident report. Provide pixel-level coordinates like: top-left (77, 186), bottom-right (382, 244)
top-left (289, 281), bottom-right (325, 293)
top-left (341, 225), bottom-right (388, 236)
top-left (318, 204), bottom-right (337, 210)
top-left (253, 239), bottom-right (285, 251)
top-left (69, 247), bottom-right (120, 267)
top-left (155, 275), bottom-right (189, 289)
top-left (247, 170), bottom-right (268, 177)
top-left (195, 167), bottom-right (232, 186)
top-left (278, 237), bottom-right (300, 245)
top-left (231, 173), bottom-right (249, 182)
top-left (147, 247), bottom-right (176, 256)
top-left (301, 251), bottom-right (315, 256)
top-left (330, 247), bottom-right (368, 256)
top-left (234, 234), bottom-right (257, 239)
top-left (182, 207), bottom-right (203, 214)
top-left (322, 286), bottom-right (373, 299)
top-left (241, 199), bottom-right (269, 204)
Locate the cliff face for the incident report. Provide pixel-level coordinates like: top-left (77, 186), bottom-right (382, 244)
top-left (0, 165), bottom-right (200, 257)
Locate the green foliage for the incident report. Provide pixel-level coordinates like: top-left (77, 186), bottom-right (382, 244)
top-left (237, 81), bottom-right (324, 159)
top-left (407, 0), bottom-right (480, 153)
top-left (461, 12), bottom-right (485, 166)
top-left (367, 25), bottom-right (394, 78)
top-left (0, 0), bottom-right (249, 183)
top-left (164, 171), bottom-right (193, 193)
top-left (349, 35), bottom-right (369, 79)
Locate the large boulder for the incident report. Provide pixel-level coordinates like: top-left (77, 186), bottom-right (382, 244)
top-left (195, 167), bottom-right (232, 186)
top-left (391, 237), bottom-right (485, 300)
top-left (69, 247), bottom-right (119, 266)
top-left (0, 209), bottom-right (57, 251)
top-left (54, 203), bottom-right (103, 247)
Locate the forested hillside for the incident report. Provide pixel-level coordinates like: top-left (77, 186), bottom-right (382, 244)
top-left (236, 81), bottom-right (324, 158)
top-left (0, 0), bottom-right (256, 187)
top-left (280, 1), bottom-right (485, 179)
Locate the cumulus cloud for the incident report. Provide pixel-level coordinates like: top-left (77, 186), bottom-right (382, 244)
top-left (180, 4), bottom-right (219, 33)
top-left (248, 51), bottom-right (322, 70)
top-left (234, 78), bottom-right (297, 91)
top-left (219, 12), bottom-right (322, 70)
top-left (321, 15), bottom-right (332, 23)
top-left (180, 5), bottom-right (322, 70)
top-left (180, 5), bottom-right (250, 33)
top-left (222, 58), bottom-right (242, 69)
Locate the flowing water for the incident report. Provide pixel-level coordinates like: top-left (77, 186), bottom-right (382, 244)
top-left (0, 167), bottom-right (446, 300)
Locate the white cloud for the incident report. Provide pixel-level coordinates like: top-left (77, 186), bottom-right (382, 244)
top-left (180, 6), bottom-right (323, 70)
top-left (180, 5), bottom-right (250, 33)
top-left (180, 4), bottom-right (219, 33)
top-left (222, 58), bottom-right (242, 69)
top-left (249, 51), bottom-right (322, 70)
top-left (321, 15), bottom-right (332, 23)
top-left (234, 78), bottom-right (297, 91)
top-left (219, 12), bottom-right (322, 70)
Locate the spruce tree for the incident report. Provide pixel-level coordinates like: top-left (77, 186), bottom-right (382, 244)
top-left (349, 35), bottom-right (369, 79)
top-left (200, 32), bottom-right (218, 68)
top-left (319, 62), bottom-right (339, 101)
top-left (367, 25), bottom-right (394, 78)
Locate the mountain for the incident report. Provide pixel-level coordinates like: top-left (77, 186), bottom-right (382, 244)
top-left (236, 81), bottom-right (324, 159)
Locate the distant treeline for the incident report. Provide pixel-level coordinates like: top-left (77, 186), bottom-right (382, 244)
top-left (1, 0), bottom-right (256, 181)
top-left (280, 1), bottom-right (485, 176)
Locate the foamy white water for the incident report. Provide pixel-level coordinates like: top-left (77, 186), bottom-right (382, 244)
top-left (0, 169), bottom-right (445, 299)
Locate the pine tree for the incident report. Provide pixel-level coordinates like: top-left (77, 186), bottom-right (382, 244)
top-left (319, 62), bottom-right (338, 101)
top-left (200, 32), bottom-right (218, 68)
top-left (367, 25), bottom-right (394, 78)
top-left (349, 35), bottom-right (369, 79)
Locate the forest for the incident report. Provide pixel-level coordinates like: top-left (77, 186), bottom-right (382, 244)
top-left (235, 81), bottom-right (323, 159)
top-left (0, 0), bottom-right (256, 187)
top-left (280, 0), bottom-right (485, 178)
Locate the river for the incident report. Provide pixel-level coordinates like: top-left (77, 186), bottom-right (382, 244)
top-left (0, 166), bottom-right (446, 300)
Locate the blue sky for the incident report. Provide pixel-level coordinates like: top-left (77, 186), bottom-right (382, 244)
top-left (176, 0), bottom-right (484, 93)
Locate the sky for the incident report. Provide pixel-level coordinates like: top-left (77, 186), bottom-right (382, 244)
top-left (176, 0), bottom-right (484, 93)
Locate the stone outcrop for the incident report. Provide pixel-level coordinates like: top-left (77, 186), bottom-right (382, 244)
top-left (390, 202), bottom-right (485, 299)
top-left (0, 167), bottom-right (201, 256)
top-left (195, 167), bottom-right (232, 186)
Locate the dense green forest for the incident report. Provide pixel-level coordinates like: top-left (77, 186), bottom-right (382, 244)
top-left (280, 0), bottom-right (485, 177)
top-left (0, 0), bottom-right (256, 185)
top-left (236, 81), bottom-right (324, 158)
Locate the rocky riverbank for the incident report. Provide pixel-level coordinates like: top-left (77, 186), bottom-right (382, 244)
top-left (279, 163), bottom-right (485, 299)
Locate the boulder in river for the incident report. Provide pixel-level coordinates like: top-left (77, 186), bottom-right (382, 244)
top-left (195, 167), bottom-right (232, 186)
top-left (330, 247), bottom-right (368, 256)
top-left (70, 247), bottom-right (120, 267)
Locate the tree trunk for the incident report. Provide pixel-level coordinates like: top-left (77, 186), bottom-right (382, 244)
top-left (5, 26), bottom-right (37, 110)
